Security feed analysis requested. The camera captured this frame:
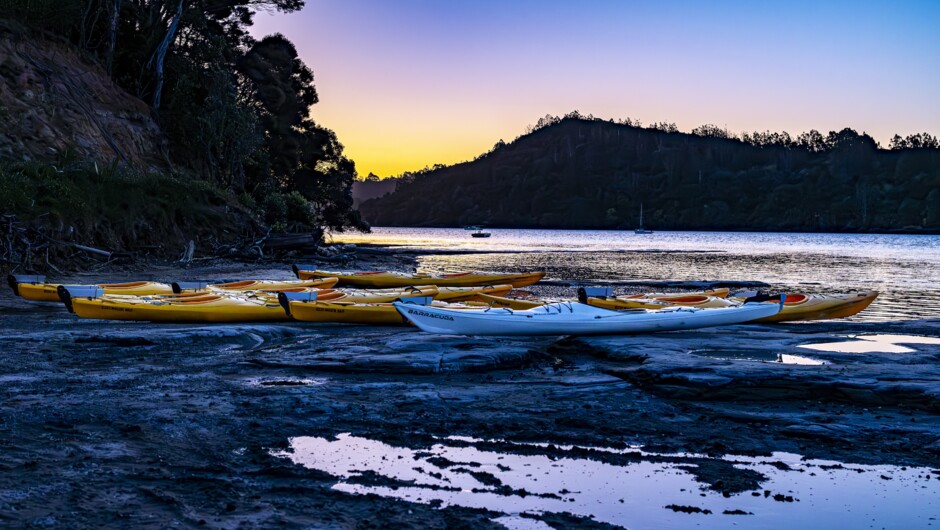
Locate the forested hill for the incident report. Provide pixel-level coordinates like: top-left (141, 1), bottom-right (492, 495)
top-left (359, 118), bottom-right (940, 233)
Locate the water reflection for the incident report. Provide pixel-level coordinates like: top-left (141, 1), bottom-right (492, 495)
top-left (799, 334), bottom-right (940, 354)
top-left (274, 433), bottom-right (940, 529)
top-left (334, 228), bottom-right (940, 260)
top-left (691, 349), bottom-right (827, 365)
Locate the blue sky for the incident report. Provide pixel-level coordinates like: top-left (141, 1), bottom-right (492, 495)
top-left (253, 0), bottom-right (940, 176)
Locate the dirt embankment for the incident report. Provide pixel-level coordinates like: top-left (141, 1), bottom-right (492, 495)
top-left (0, 20), bottom-right (168, 169)
top-left (0, 20), bottom-right (271, 271)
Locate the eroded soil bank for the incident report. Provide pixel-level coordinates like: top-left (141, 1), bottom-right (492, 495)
top-left (1, 259), bottom-right (938, 528)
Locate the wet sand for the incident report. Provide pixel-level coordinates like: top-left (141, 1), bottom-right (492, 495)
top-left (1, 256), bottom-right (938, 528)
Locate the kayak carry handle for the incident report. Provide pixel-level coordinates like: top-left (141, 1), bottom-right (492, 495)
top-left (291, 264), bottom-right (315, 279)
top-left (397, 296), bottom-right (433, 306)
top-left (8, 274), bottom-right (46, 296)
top-left (172, 281), bottom-right (210, 293)
top-left (57, 285), bottom-right (104, 313)
top-left (281, 291), bottom-right (318, 302)
top-left (277, 290), bottom-right (319, 317)
top-left (742, 291), bottom-right (778, 304)
top-left (578, 286), bottom-right (613, 303)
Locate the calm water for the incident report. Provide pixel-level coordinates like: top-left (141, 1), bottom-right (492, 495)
top-left (275, 433), bottom-right (940, 530)
top-left (334, 228), bottom-right (940, 321)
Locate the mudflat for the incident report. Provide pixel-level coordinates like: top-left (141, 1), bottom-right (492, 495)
top-left (1, 259), bottom-right (938, 528)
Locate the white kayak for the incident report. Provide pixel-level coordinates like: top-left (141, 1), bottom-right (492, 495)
top-left (393, 297), bottom-right (784, 336)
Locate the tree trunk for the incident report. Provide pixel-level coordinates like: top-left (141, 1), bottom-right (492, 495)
top-left (106, 0), bottom-right (121, 75)
top-left (149, 0), bottom-right (183, 111)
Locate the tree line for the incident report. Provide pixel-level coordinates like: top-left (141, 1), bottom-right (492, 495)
top-left (522, 111), bottom-right (938, 153)
top-left (1, 0), bottom-right (366, 232)
top-left (360, 117), bottom-right (940, 233)
top-left (372, 110), bottom-right (936, 192)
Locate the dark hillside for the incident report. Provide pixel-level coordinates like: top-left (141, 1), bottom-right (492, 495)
top-left (360, 119), bottom-right (940, 232)
top-left (0, 20), bottom-right (167, 168)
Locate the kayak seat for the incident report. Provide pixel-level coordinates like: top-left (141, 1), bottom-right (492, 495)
top-left (215, 280), bottom-right (258, 288)
top-left (652, 295), bottom-right (709, 303)
top-left (784, 294), bottom-right (808, 304)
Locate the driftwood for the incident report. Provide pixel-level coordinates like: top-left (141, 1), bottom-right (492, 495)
top-left (1, 215), bottom-right (131, 272)
top-left (264, 232), bottom-right (319, 250)
top-left (179, 240), bottom-right (195, 263)
top-left (56, 240), bottom-right (111, 257)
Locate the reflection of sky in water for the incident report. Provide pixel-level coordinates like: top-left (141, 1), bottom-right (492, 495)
top-left (691, 349), bottom-right (827, 365)
top-left (274, 434), bottom-right (940, 529)
top-left (800, 334), bottom-right (940, 354)
top-left (334, 228), bottom-right (940, 261)
top-left (334, 228), bottom-right (940, 322)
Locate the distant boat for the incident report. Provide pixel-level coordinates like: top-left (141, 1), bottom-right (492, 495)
top-left (634, 204), bottom-right (653, 234)
top-left (471, 230), bottom-right (491, 238)
top-left (464, 225), bottom-right (482, 231)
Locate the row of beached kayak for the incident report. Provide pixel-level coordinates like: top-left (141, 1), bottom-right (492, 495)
top-left (6, 268), bottom-right (879, 336)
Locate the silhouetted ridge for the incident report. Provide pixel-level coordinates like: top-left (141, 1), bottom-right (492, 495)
top-left (359, 118), bottom-right (940, 233)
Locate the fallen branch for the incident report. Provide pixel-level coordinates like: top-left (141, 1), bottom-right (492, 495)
top-left (179, 240), bottom-right (195, 263)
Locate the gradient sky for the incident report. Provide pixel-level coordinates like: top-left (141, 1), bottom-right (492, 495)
top-left (252, 0), bottom-right (940, 178)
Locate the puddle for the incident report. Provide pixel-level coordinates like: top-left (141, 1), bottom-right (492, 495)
top-left (273, 434), bottom-right (940, 529)
top-left (691, 349), bottom-right (826, 365)
top-left (492, 515), bottom-right (553, 530)
top-left (799, 334), bottom-right (940, 354)
top-left (245, 377), bottom-right (326, 387)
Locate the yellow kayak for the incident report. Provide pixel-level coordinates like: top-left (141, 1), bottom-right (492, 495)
top-left (293, 267), bottom-right (544, 288)
top-left (9, 275), bottom-right (175, 302)
top-left (749, 291), bottom-right (879, 323)
top-left (587, 294), bottom-right (736, 310)
top-left (473, 294), bottom-right (548, 310)
top-left (433, 284), bottom-right (514, 302)
top-left (286, 299), bottom-right (487, 326)
top-left (169, 278), bottom-right (339, 293)
top-left (618, 288), bottom-right (731, 300)
top-left (69, 291), bottom-right (289, 322)
top-left (302, 285), bottom-right (440, 304)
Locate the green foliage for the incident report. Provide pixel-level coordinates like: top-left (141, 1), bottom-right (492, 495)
top-left (517, 113), bottom-right (936, 155)
top-left (890, 133), bottom-right (940, 150)
top-left (262, 192), bottom-right (288, 226)
top-left (0, 159), bottom-right (250, 250)
top-left (691, 124), bottom-right (735, 139)
top-left (2, 0), bottom-right (367, 234)
top-left (259, 190), bottom-right (316, 228)
top-left (284, 191), bottom-right (316, 225)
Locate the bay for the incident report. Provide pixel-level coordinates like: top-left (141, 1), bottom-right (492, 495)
top-left (334, 228), bottom-right (940, 322)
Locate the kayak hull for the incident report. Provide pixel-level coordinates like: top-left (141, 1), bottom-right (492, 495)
top-left (587, 295), bottom-right (735, 310)
top-left (288, 301), bottom-right (410, 325)
top-left (752, 291), bottom-right (878, 323)
top-left (15, 281), bottom-right (175, 302)
top-left (289, 300), bottom-right (490, 325)
top-left (395, 300), bottom-right (783, 336)
top-left (433, 284), bottom-right (514, 302)
top-left (282, 286), bottom-right (441, 311)
top-left (206, 278), bottom-right (338, 292)
top-left (473, 294), bottom-right (546, 310)
top-left (71, 294), bottom-right (288, 322)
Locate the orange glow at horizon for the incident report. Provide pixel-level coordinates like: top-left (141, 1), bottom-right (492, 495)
top-left (254, 1), bottom-right (940, 179)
